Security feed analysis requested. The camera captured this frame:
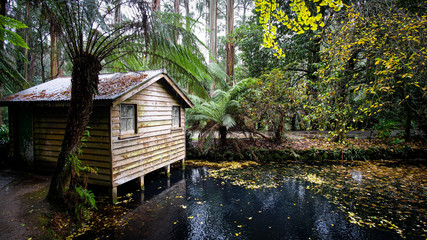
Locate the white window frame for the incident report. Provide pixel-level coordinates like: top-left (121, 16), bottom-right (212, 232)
top-left (120, 104), bottom-right (137, 136)
top-left (172, 106), bottom-right (181, 128)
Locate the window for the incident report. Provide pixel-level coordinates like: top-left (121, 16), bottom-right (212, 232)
top-left (120, 104), bottom-right (136, 135)
top-left (172, 106), bottom-right (181, 128)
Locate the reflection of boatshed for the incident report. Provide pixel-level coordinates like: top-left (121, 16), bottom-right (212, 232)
top-left (1, 69), bottom-right (192, 201)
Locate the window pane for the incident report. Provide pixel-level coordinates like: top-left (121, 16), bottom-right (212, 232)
top-left (126, 118), bottom-right (134, 132)
top-left (126, 105), bottom-right (134, 117)
top-left (120, 105), bottom-right (126, 117)
top-left (172, 106), bottom-right (180, 127)
top-left (120, 104), bottom-right (136, 134)
top-left (120, 118), bottom-right (126, 132)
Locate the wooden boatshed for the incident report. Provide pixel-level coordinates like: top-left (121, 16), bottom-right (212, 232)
top-left (1, 69), bottom-right (193, 201)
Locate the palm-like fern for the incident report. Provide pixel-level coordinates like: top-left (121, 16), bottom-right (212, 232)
top-left (0, 15), bottom-right (30, 94)
top-left (105, 10), bottom-right (221, 99)
top-left (187, 85), bottom-right (240, 150)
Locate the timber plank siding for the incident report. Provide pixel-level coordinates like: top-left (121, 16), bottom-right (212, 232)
top-left (111, 81), bottom-right (186, 187)
top-left (1, 70), bottom-right (192, 202)
top-left (33, 106), bottom-right (112, 186)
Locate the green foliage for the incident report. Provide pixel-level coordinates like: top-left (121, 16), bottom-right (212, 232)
top-left (105, 10), bottom-right (219, 99)
top-left (0, 15), bottom-right (30, 94)
top-left (373, 120), bottom-right (399, 141)
top-left (187, 85), bottom-right (241, 150)
top-left (255, 0), bottom-right (342, 58)
top-left (0, 15), bottom-right (29, 49)
top-left (0, 124), bottom-right (9, 144)
top-left (74, 185), bottom-right (97, 221)
top-left (234, 19), bottom-right (286, 78)
top-left (318, 0), bottom-right (427, 139)
top-left (64, 130), bottom-right (97, 221)
top-left (238, 69), bottom-right (308, 141)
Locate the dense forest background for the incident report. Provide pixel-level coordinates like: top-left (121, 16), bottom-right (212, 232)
top-left (1, 0), bottom-right (426, 146)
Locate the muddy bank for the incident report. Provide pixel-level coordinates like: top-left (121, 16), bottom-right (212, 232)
top-left (0, 169), bottom-right (51, 240)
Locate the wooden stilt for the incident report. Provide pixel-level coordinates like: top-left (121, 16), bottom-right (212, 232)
top-left (111, 187), bottom-right (118, 204)
top-left (181, 159), bottom-right (185, 170)
top-left (165, 164), bottom-right (171, 178)
top-left (140, 191), bottom-right (145, 202)
top-left (139, 175), bottom-right (145, 190)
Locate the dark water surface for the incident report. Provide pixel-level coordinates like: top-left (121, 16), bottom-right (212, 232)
top-left (116, 167), bottom-right (401, 240)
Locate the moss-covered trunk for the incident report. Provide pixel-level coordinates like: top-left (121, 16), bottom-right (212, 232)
top-left (47, 53), bottom-right (101, 203)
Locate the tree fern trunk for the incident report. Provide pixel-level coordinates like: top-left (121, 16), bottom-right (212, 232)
top-left (219, 126), bottom-right (227, 148)
top-left (47, 53), bottom-right (102, 203)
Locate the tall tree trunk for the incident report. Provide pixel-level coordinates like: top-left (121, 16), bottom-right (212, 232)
top-left (241, 0), bottom-right (248, 24)
top-left (47, 53), bottom-right (102, 203)
top-left (226, 0), bottom-right (234, 84)
top-left (208, 0), bottom-right (217, 62)
top-left (184, 0), bottom-right (189, 31)
top-left (50, 19), bottom-right (58, 79)
top-left (23, 0), bottom-right (30, 81)
top-left (152, 0), bottom-right (160, 11)
top-left (28, 52), bottom-right (37, 82)
top-left (174, 0), bottom-right (179, 14)
top-left (114, 0), bottom-right (122, 24)
top-left (37, 26), bottom-right (46, 82)
top-left (0, 0), bottom-right (7, 125)
top-left (174, 0), bottom-right (179, 41)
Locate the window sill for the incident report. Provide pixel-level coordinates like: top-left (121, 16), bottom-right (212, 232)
top-left (171, 127), bottom-right (184, 132)
top-left (119, 133), bottom-right (140, 140)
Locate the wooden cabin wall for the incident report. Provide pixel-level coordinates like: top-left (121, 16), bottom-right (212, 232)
top-left (111, 80), bottom-right (186, 187)
top-left (33, 106), bottom-right (112, 186)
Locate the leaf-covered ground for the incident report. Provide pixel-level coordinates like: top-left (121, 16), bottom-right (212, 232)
top-left (187, 159), bottom-right (427, 239)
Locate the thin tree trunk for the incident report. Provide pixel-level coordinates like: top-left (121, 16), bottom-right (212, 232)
top-left (28, 52), bottom-right (37, 82)
top-left (152, 0), bottom-right (160, 11)
top-left (226, 0), bottom-right (234, 84)
top-left (174, 0), bottom-right (179, 14)
top-left (50, 21), bottom-right (58, 79)
top-left (405, 102), bottom-right (411, 140)
top-left (24, 0), bottom-right (30, 81)
top-left (241, 0), bottom-right (248, 24)
top-left (184, 0), bottom-right (189, 31)
top-left (291, 114), bottom-right (297, 131)
top-left (40, 2), bottom-right (48, 82)
top-left (47, 53), bottom-right (102, 203)
top-left (275, 113), bottom-right (285, 142)
top-left (114, 0), bottom-right (122, 24)
top-left (174, 0), bottom-right (179, 41)
top-left (38, 27), bottom-right (46, 82)
top-left (208, 0), bottom-right (217, 62)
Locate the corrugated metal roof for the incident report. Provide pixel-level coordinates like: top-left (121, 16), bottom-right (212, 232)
top-left (4, 69), bottom-right (164, 102)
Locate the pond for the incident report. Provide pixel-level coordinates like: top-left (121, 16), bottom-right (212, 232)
top-left (96, 159), bottom-right (426, 240)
